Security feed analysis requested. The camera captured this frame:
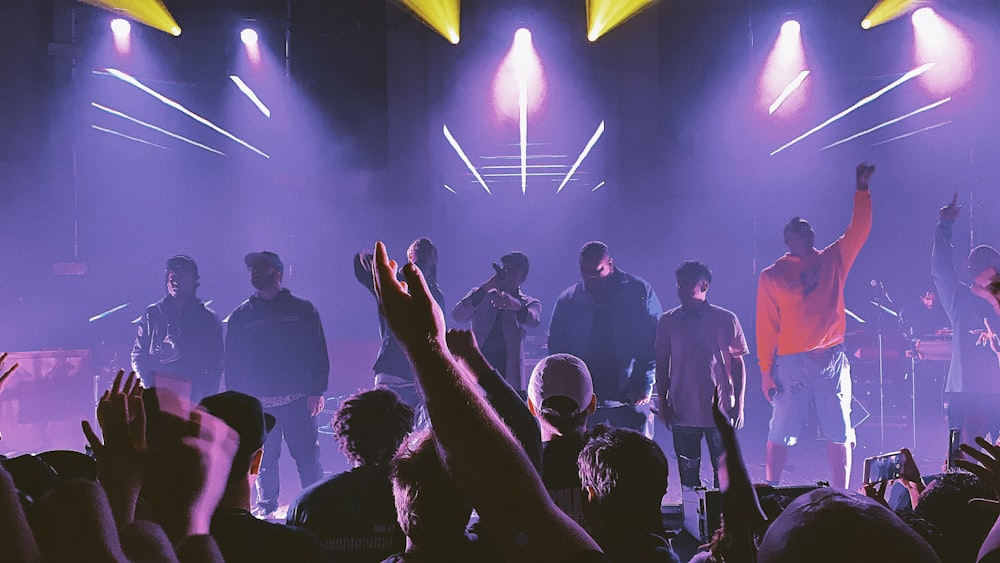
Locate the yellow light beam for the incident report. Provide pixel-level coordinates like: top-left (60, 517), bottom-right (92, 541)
top-left (587, 0), bottom-right (655, 42)
top-left (398, 0), bottom-right (461, 45)
top-left (861, 0), bottom-right (918, 30)
top-left (76, 0), bottom-right (181, 36)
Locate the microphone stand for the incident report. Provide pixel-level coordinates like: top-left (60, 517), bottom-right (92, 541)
top-left (874, 283), bottom-right (886, 452)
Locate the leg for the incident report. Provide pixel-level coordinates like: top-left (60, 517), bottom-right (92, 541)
top-left (826, 441), bottom-right (850, 489)
top-left (814, 347), bottom-right (855, 488)
top-left (766, 441), bottom-right (789, 484)
top-left (282, 398), bottom-right (324, 489)
top-left (765, 355), bottom-right (808, 484)
top-left (672, 427), bottom-right (705, 490)
top-left (704, 426), bottom-right (725, 489)
top-left (255, 407), bottom-right (283, 512)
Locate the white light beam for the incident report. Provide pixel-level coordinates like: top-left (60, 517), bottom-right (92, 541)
top-left (518, 75), bottom-right (528, 194)
top-left (89, 303), bottom-right (130, 323)
top-left (769, 70), bottom-right (810, 115)
top-left (770, 63), bottom-right (935, 156)
top-left (869, 121), bottom-right (951, 147)
top-left (91, 125), bottom-right (172, 151)
top-left (557, 120), bottom-right (605, 193)
top-left (92, 102), bottom-right (226, 155)
top-left (443, 124), bottom-right (491, 195)
top-left (99, 68), bottom-right (270, 158)
top-left (229, 76), bottom-right (271, 118)
top-left (821, 97), bottom-right (951, 150)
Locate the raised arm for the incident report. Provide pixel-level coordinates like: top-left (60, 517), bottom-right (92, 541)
top-left (445, 329), bottom-right (542, 473)
top-left (932, 193), bottom-right (962, 320)
top-left (838, 163), bottom-right (874, 267)
top-left (372, 242), bottom-right (599, 560)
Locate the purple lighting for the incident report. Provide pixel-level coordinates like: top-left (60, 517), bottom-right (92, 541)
top-left (760, 19), bottom-right (807, 116)
top-left (912, 7), bottom-right (973, 95)
top-left (111, 18), bottom-right (131, 55)
top-left (111, 18), bottom-right (131, 36)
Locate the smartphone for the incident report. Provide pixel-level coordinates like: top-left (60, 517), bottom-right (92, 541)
top-left (863, 451), bottom-right (904, 485)
top-left (947, 428), bottom-right (962, 471)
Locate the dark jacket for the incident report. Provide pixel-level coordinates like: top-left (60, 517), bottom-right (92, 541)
top-left (932, 218), bottom-right (1000, 394)
top-left (354, 252), bottom-right (445, 381)
top-left (224, 289), bottom-right (329, 397)
top-left (131, 296), bottom-right (224, 401)
top-left (548, 269), bottom-right (661, 403)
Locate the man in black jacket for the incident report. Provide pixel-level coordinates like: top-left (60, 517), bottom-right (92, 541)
top-left (225, 251), bottom-right (330, 518)
top-left (131, 255), bottom-right (224, 402)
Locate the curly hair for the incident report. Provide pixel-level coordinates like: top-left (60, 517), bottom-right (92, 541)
top-left (332, 387), bottom-right (415, 467)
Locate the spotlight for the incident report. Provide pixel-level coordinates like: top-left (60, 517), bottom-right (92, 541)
top-left (111, 18), bottom-right (131, 36)
top-left (515, 27), bottom-right (531, 45)
top-left (911, 7), bottom-right (973, 95)
top-left (911, 7), bottom-right (935, 27)
top-left (861, 18), bottom-right (872, 29)
top-left (241, 28), bottom-right (258, 46)
top-left (780, 20), bottom-right (800, 36)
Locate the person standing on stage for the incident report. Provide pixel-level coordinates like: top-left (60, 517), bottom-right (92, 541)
top-left (451, 251), bottom-right (541, 390)
top-left (548, 241), bottom-right (661, 433)
top-left (225, 251), bottom-right (329, 518)
top-left (657, 261), bottom-right (748, 490)
top-left (932, 194), bottom-right (1000, 445)
top-left (131, 255), bottom-right (224, 403)
top-left (757, 162), bottom-right (874, 489)
top-left (354, 238), bottom-right (444, 412)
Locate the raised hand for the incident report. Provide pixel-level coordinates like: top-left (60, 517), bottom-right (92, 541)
top-left (0, 353), bottom-right (19, 396)
top-left (856, 162), bottom-right (875, 191)
top-left (82, 370), bottom-right (147, 526)
top-left (955, 436), bottom-right (1000, 497)
top-left (940, 192), bottom-right (962, 221)
top-left (372, 241), bottom-right (446, 350)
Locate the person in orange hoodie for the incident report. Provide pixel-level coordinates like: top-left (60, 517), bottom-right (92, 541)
top-left (756, 162), bottom-right (874, 489)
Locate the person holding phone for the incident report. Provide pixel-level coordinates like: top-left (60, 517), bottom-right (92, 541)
top-left (756, 162), bottom-right (874, 489)
top-left (452, 252), bottom-right (541, 390)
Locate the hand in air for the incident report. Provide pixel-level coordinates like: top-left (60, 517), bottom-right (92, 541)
top-left (372, 241), bottom-right (447, 350)
top-left (855, 162), bottom-right (875, 191)
top-left (939, 192), bottom-right (962, 221)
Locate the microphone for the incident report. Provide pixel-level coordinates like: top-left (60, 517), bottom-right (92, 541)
top-left (870, 279), bottom-right (893, 303)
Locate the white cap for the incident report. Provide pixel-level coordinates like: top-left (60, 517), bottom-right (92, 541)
top-left (527, 354), bottom-right (595, 416)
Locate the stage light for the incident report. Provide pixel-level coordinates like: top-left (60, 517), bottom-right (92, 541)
top-left (88, 303), bottom-right (131, 323)
top-left (514, 28), bottom-right (532, 194)
top-left (443, 124), bottom-right (492, 194)
top-left (912, 7), bottom-right (973, 95)
top-left (241, 28), bottom-right (258, 45)
top-left (557, 120), bottom-right (605, 193)
top-left (861, 0), bottom-right (919, 29)
top-left (820, 97), bottom-right (951, 150)
top-left (760, 19), bottom-right (807, 115)
top-left (443, 184), bottom-right (457, 194)
top-left (398, 0), bottom-right (460, 44)
top-left (92, 102), bottom-right (226, 155)
top-left (770, 63), bottom-right (934, 156)
top-left (494, 28), bottom-right (545, 122)
top-left (78, 0), bottom-right (181, 36)
top-left (111, 18), bottom-right (131, 36)
top-left (111, 17), bottom-right (132, 55)
top-left (229, 76), bottom-right (271, 118)
top-left (97, 69), bottom-right (268, 157)
top-left (586, 0), bottom-right (654, 42)
top-left (591, 181), bottom-right (606, 192)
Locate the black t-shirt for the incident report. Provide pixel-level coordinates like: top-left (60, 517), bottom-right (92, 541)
top-left (542, 437), bottom-right (588, 529)
top-left (210, 508), bottom-right (328, 562)
top-left (286, 466), bottom-right (404, 562)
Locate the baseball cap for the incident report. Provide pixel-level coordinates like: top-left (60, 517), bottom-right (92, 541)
top-left (244, 251), bottom-right (283, 273)
top-left (501, 251), bottom-right (530, 275)
top-left (197, 391), bottom-right (276, 457)
top-left (166, 255), bottom-right (199, 277)
top-left (527, 354), bottom-right (595, 417)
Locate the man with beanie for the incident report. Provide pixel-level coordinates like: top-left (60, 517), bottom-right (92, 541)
top-left (132, 255), bottom-right (224, 402)
top-left (225, 251), bottom-right (330, 518)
